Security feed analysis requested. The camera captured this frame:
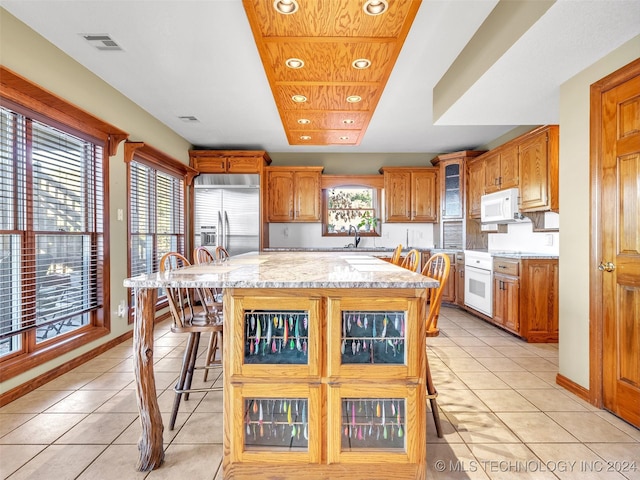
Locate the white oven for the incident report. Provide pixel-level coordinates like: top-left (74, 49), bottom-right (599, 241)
top-left (464, 250), bottom-right (493, 317)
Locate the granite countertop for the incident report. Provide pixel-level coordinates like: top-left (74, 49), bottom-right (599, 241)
top-left (488, 251), bottom-right (559, 259)
top-left (124, 251), bottom-right (438, 289)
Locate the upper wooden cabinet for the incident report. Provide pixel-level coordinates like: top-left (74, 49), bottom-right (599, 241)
top-left (379, 167), bottom-right (438, 223)
top-left (483, 146), bottom-right (518, 193)
top-left (468, 125), bottom-right (559, 214)
top-left (189, 150), bottom-right (271, 174)
top-left (266, 167), bottom-right (323, 222)
top-left (466, 158), bottom-right (485, 219)
top-left (518, 125), bottom-right (559, 212)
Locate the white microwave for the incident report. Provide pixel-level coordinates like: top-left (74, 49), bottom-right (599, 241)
top-left (480, 188), bottom-right (523, 223)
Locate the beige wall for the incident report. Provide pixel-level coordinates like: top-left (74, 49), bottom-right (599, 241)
top-left (558, 35), bottom-right (640, 389)
top-left (0, 10), bottom-right (192, 393)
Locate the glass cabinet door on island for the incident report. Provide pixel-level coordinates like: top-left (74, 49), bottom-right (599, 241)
top-left (327, 384), bottom-right (424, 465)
top-left (228, 296), bottom-right (321, 379)
top-left (327, 296), bottom-right (422, 379)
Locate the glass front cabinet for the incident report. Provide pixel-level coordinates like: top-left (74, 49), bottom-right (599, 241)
top-left (223, 289), bottom-right (427, 479)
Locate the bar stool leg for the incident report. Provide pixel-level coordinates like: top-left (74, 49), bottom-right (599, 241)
top-left (425, 356), bottom-right (443, 438)
top-left (170, 332), bottom-right (197, 430)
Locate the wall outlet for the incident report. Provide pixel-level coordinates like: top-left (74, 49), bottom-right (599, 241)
top-left (544, 234), bottom-right (553, 246)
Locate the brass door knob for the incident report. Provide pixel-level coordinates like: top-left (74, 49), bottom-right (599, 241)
top-left (598, 261), bottom-right (615, 272)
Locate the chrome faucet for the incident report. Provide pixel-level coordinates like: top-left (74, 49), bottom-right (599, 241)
top-left (348, 225), bottom-right (361, 248)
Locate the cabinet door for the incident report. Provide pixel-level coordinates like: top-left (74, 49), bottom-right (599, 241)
top-left (412, 169), bottom-right (438, 222)
top-left (441, 160), bottom-right (463, 219)
top-left (193, 157), bottom-right (227, 173)
top-left (484, 152), bottom-right (501, 193)
top-left (441, 260), bottom-right (456, 303)
top-left (227, 156), bottom-right (263, 173)
top-left (499, 146), bottom-right (519, 190)
top-left (384, 170), bottom-right (412, 222)
top-left (519, 131), bottom-right (549, 211)
top-left (520, 260), bottom-right (558, 341)
top-left (467, 160), bottom-right (485, 219)
top-left (455, 265), bottom-right (465, 307)
top-left (267, 171), bottom-right (294, 221)
top-left (294, 171), bottom-right (321, 221)
top-left (493, 274), bottom-right (519, 333)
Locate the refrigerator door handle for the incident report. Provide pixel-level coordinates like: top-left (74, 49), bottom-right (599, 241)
top-left (217, 211), bottom-right (223, 249)
top-left (224, 211), bottom-right (230, 250)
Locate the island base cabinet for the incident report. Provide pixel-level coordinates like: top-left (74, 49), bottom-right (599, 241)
top-left (223, 288), bottom-right (427, 480)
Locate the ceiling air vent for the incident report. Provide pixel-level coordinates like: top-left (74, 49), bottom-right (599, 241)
top-left (178, 116), bottom-right (199, 123)
top-left (82, 34), bottom-right (123, 51)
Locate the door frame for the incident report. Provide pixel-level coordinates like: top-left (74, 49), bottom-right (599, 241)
top-left (589, 57), bottom-right (640, 408)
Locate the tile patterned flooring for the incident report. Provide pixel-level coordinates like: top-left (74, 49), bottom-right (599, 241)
top-left (1, 306), bottom-right (638, 479)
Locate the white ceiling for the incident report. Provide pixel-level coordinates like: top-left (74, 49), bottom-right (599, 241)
top-left (2, 0), bottom-right (639, 154)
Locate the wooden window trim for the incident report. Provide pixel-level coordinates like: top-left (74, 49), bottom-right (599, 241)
top-left (322, 176), bottom-right (383, 237)
top-left (125, 142), bottom-right (194, 323)
top-left (0, 66), bottom-right (128, 156)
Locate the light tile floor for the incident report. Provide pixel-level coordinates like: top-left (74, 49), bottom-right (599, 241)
top-left (1, 307), bottom-right (639, 479)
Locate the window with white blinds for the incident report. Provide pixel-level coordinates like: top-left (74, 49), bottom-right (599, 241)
top-left (129, 159), bottom-right (185, 310)
top-left (0, 106), bottom-right (105, 358)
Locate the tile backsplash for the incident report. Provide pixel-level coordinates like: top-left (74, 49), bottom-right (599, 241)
top-left (488, 212), bottom-right (559, 255)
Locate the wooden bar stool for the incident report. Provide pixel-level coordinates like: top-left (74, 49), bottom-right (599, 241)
top-left (420, 252), bottom-right (451, 438)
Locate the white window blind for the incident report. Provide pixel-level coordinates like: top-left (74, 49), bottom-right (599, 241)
top-left (0, 106), bottom-right (104, 356)
top-left (129, 159), bottom-right (185, 305)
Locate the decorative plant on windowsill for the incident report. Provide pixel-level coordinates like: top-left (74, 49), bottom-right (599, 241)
top-left (357, 211), bottom-right (379, 232)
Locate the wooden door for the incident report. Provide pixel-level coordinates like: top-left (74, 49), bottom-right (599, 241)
top-left (596, 62), bottom-right (640, 427)
top-left (267, 170), bottom-right (294, 221)
top-left (412, 169), bottom-right (438, 222)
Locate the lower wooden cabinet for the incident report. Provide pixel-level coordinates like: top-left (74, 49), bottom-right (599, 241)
top-left (491, 257), bottom-right (558, 342)
top-left (455, 259), bottom-right (465, 308)
top-left (223, 288), bottom-right (427, 479)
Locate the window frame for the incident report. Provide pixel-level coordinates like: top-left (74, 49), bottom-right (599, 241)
top-left (124, 142), bottom-right (197, 323)
top-left (321, 175), bottom-right (384, 237)
top-left (0, 67), bottom-right (128, 380)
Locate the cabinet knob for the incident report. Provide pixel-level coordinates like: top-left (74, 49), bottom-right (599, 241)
top-left (598, 261), bottom-right (615, 272)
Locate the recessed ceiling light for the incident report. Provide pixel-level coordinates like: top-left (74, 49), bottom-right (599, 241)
top-left (292, 95), bottom-right (307, 103)
top-left (363, 0), bottom-right (388, 15)
top-left (352, 59), bottom-right (371, 69)
top-left (286, 58), bottom-right (305, 69)
top-left (339, 136), bottom-right (350, 140)
top-left (342, 119), bottom-right (355, 125)
top-left (297, 118), bottom-right (311, 124)
top-left (274, 0), bottom-right (298, 14)
top-left (300, 135), bottom-right (312, 140)
top-left (346, 95), bottom-right (362, 103)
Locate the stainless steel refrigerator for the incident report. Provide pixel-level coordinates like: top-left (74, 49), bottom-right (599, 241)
top-left (193, 174), bottom-right (260, 256)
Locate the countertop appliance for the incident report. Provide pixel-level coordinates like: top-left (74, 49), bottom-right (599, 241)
top-left (480, 187), bottom-right (524, 224)
top-left (194, 174), bottom-right (260, 256)
top-left (464, 250), bottom-right (493, 317)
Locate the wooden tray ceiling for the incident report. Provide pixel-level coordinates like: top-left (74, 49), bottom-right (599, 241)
top-left (243, 0), bottom-right (422, 146)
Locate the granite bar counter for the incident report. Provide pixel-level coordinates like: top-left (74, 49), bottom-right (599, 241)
top-left (124, 252), bottom-right (438, 478)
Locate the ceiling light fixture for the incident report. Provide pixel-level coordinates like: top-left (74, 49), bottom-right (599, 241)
top-left (342, 119), bottom-right (355, 125)
top-left (339, 136), bottom-right (349, 140)
top-left (274, 0), bottom-right (299, 14)
top-left (346, 95), bottom-right (362, 103)
top-left (297, 118), bottom-right (311, 124)
top-left (285, 58), bottom-right (305, 69)
top-left (352, 58), bottom-right (371, 69)
top-left (363, 0), bottom-right (388, 15)
top-left (291, 94), bottom-right (308, 103)
top-left (300, 135), bottom-right (312, 140)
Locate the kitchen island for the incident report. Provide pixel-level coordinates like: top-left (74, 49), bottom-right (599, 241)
top-left (124, 252), bottom-right (438, 479)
